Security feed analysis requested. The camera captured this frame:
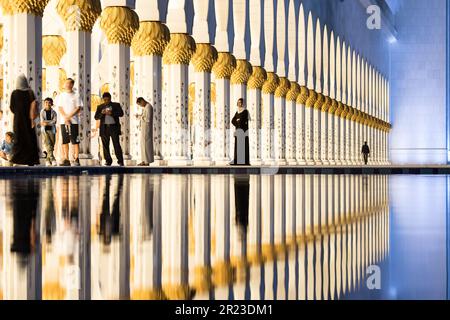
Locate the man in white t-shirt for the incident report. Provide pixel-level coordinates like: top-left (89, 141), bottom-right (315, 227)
top-left (56, 78), bottom-right (83, 166)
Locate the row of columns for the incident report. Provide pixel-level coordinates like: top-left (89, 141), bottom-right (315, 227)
top-left (0, 174), bottom-right (389, 300)
top-left (1, 0), bottom-right (391, 166)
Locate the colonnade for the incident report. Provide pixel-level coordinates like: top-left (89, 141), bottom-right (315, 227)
top-left (0, 174), bottom-right (390, 299)
top-left (0, 0), bottom-right (391, 166)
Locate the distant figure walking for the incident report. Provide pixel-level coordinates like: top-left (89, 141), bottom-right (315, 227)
top-left (361, 141), bottom-right (370, 165)
top-left (136, 97), bottom-right (154, 166)
top-left (9, 74), bottom-right (40, 166)
top-left (231, 98), bottom-right (250, 165)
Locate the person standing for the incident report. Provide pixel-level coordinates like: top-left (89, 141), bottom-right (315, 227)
top-left (9, 74), bottom-right (40, 166)
top-left (361, 141), bottom-right (371, 165)
top-left (136, 97), bottom-right (154, 166)
top-left (56, 78), bottom-right (83, 166)
top-left (94, 92), bottom-right (125, 166)
top-left (231, 98), bottom-right (250, 165)
top-left (40, 97), bottom-right (57, 166)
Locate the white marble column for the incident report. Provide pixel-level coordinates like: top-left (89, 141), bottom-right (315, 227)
top-left (304, 12), bottom-right (315, 166)
top-left (274, 0), bottom-right (289, 166)
top-left (100, 3), bottom-right (139, 164)
top-left (191, 0), bottom-right (217, 166)
top-left (132, 1), bottom-right (170, 165)
top-left (285, 0), bottom-right (299, 166)
top-left (295, 5), bottom-right (307, 166)
top-left (212, 0), bottom-right (235, 165)
top-left (162, 0), bottom-right (196, 166)
top-left (320, 26), bottom-right (331, 165)
top-left (247, 0), bottom-right (266, 166)
top-left (345, 48), bottom-right (353, 165)
top-left (327, 31), bottom-right (337, 165)
top-left (42, 35), bottom-right (66, 98)
top-left (334, 37), bottom-right (342, 165)
top-left (230, 0), bottom-right (251, 161)
top-left (0, 8), bottom-right (15, 132)
top-left (339, 42), bottom-right (348, 165)
top-left (261, 0), bottom-right (277, 166)
top-left (313, 19), bottom-right (323, 165)
top-left (58, 0), bottom-right (101, 162)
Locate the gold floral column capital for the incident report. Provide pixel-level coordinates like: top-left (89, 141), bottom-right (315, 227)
top-left (0, 0), bottom-right (14, 15)
top-left (286, 82), bottom-right (300, 102)
top-left (163, 33), bottom-right (196, 65)
top-left (42, 35), bottom-right (67, 66)
top-left (56, 0), bottom-right (101, 32)
top-left (212, 52), bottom-right (236, 79)
top-left (3, 0), bottom-right (50, 17)
top-left (248, 66), bottom-right (267, 90)
top-left (314, 93), bottom-right (324, 110)
top-left (296, 86), bottom-right (309, 105)
top-left (328, 99), bottom-right (338, 114)
top-left (132, 21), bottom-right (170, 57)
top-left (305, 89), bottom-right (317, 108)
top-left (191, 43), bottom-right (218, 73)
top-left (322, 96), bottom-right (332, 113)
top-left (100, 6), bottom-right (140, 46)
top-left (274, 77), bottom-right (291, 98)
top-left (262, 72), bottom-right (280, 95)
top-left (346, 105), bottom-right (354, 120)
top-left (231, 60), bottom-right (252, 85)
top-left (335, 101), bottom-right (344, 117)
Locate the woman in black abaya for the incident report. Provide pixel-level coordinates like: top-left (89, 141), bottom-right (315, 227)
top-left (231, 98), bottom-right (250, 165)
top-left (10, 74), bottom-right (39, 166)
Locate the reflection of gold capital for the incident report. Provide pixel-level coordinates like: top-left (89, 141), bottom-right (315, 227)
top-left (231, 60), bottom-right (252, 85)
top-left (131, 288), bottom-right (164, 300)
top-left (212, 262), bottom-right (234, 287)
top-left (42, 35), bottom-right (67, 66)
top-left (296, 86), bottom-right (309, 105)
top-left (262, 72), bottom-right (280, 94)
top-left (212, 52), bottom-right (236, 79)
top-left (305, 89), bottom-right (317, 108)
top-left (274, 77), bottom-right (291, 98)
top-left (131, 21), bottom-right (170, 57)
top-left (162, 284), bottom-right (192, 300)
top-left (191, 43), bottom-right (218, 73)
top-left (247, 66), bottom-right (267, 90)
top-left (163, 33), bottom-right (196, 65)
top-left (100, 6), bottom-right (139, 46)
top-left (314, 93), bottom-right (324, 110)
top-left (286, 82), bottom-right (300, 102)
top-left (191, 266), bottom-right (212, 293)
top-left (56, 0), bottom-right (101, 32)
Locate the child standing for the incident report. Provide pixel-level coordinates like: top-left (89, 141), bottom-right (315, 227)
top-left (40, 97), bottom-right (58, 166)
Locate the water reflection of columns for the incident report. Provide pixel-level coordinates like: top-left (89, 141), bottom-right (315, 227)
top-left (261, 174), bottom-right (274, 300)
top-left (190, 175), bottom-right (212, 299)
top-left (162, 175), bottom-right (190, 299)
top-left (248, 175), bottom-right (262, 300)
top-left (211, 175), bottom-right (231, 299)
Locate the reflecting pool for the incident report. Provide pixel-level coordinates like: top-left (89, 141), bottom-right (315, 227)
top-left (0, 174), bottom-right (447, 300)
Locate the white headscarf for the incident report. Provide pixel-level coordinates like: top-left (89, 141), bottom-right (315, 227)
top-left (15, 74), bottom-right (29, 91)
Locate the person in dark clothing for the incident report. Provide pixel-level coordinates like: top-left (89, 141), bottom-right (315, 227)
top-left (94, 92), bottom-right (125, 166)
top-left (361, 141), bottom-right (370, 165)
top-left (231, 98), bottom-right (250, 165)
top-left (9, 74), bottom-right (40, 166)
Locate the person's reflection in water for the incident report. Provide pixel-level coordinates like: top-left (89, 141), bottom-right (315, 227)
top-left (10, 178), bottom-right (39, 255)
top-left (44, 178), bottom-right (56, 244)
top-left (99, 175), bottom-right (124, 245)
top-left (234, 175), bottom-right (250, 237)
